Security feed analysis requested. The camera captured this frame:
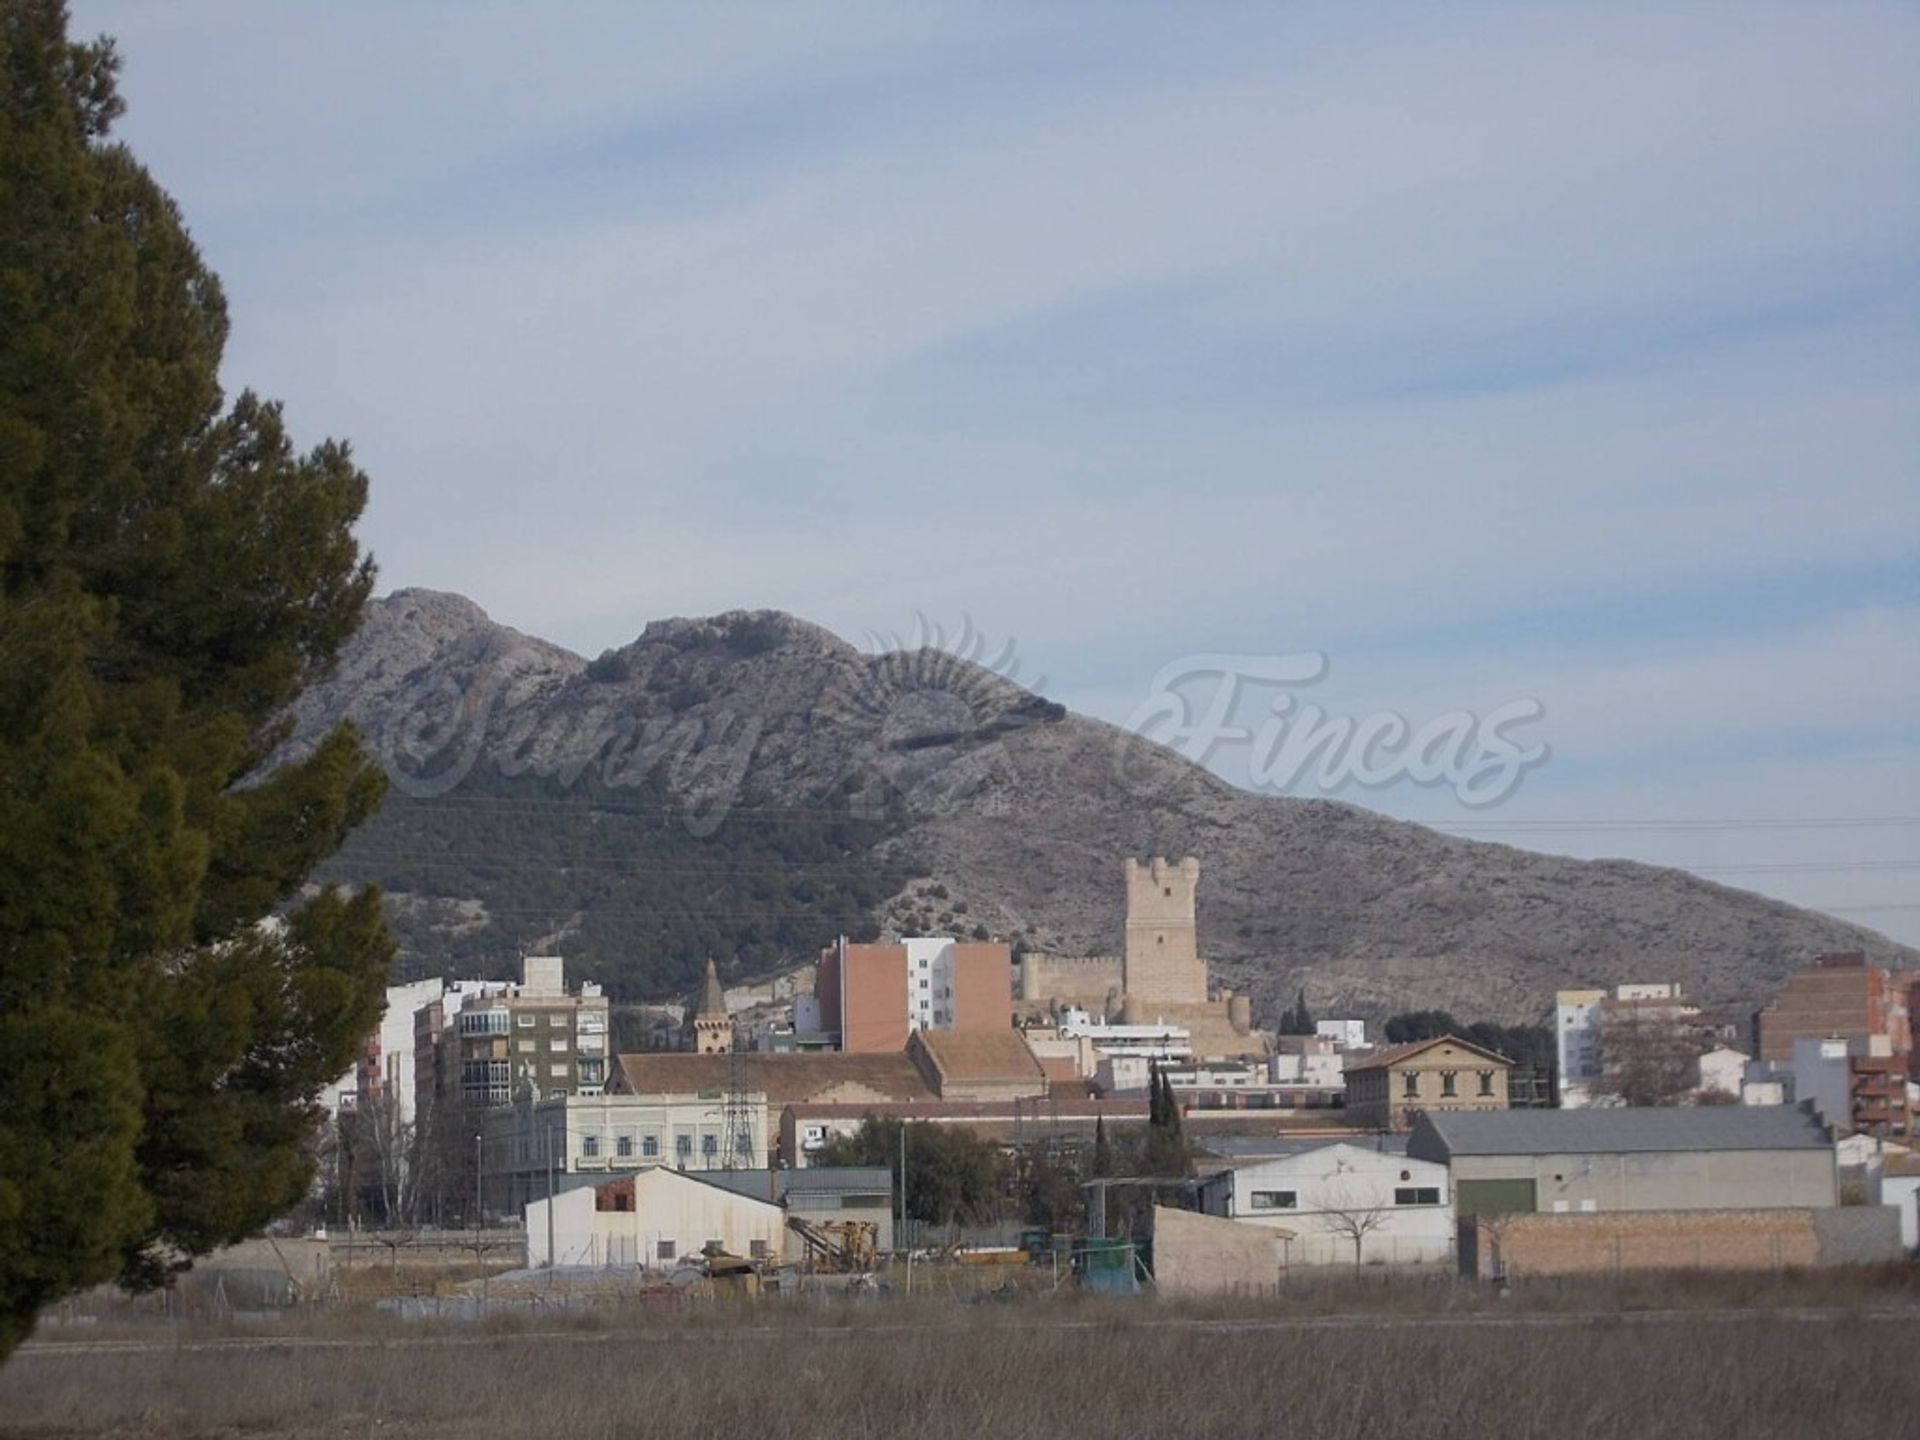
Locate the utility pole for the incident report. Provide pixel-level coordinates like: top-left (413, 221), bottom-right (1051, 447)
top-left (473, 1132), bottom-right (483, 1229)
top-left (546, 1121), bottom-right (556, 1269)
top-left (897, 1121), bottom-right (908, 1256)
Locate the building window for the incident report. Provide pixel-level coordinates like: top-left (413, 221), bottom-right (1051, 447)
top-left (615, 1134), bottom-right (634, 1158)
top-left (1402, 1072), bottom-right (1419, 1098)
top-left (641, 1134), bottom-right (660, 1159)
top-left (1440, 1071), bottom-right (1457, 1098)
top-left (1250, 1190), bottom-right (1297, 1210)
top-left (676, 1134), bottom-right (692, 1161)
top-left (518, 1014), bottom-right (535, 1028)
top-left (550, 1064), bottom-right (568, 1078)
top-left (750, 1239), bottom-right (770, 1259)
top-left (701, 1133), bottom-right (719, 1158)
top-left (1477, 1070), bottom-right (1495, 1097)
top-left (657, 1240), bottom-right (676, 1262)
top-left (1394, 1187), bottom-right (1440, 1206)
top-left (581, 1134), bottom-right (600, 1157)
top-left (550, 1038), bottom-right (569, 1052)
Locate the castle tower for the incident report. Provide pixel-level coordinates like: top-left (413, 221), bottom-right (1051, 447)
top-left (1122, 856), bottom-right (1207, 1006)
top-left (692, 958), bottom-right (733, 1054)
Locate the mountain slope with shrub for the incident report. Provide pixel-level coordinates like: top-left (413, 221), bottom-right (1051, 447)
top-left (286, 589), bottom-right (1913, 1023)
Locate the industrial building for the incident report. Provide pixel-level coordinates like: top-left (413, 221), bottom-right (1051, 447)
top-left (1197, 1142), bottom-right (1454, 1266)
top-left (526, 1166), bottom-right (788, 1269)
top-left (1408, 1105), bottom-right (1838, 1216)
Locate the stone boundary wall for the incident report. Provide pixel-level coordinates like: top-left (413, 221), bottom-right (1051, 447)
top-left (1460, 1207), bottom-right (1901, 1278)
top-left (1152, 1205), bottom-right (1290, 1296)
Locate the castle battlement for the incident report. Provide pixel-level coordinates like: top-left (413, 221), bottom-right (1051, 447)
top-left (1122, 855), bottom-right (1207, 1007)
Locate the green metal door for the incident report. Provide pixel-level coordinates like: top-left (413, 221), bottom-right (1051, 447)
top-left (1456, 1178), bottom-right (1537, 1216)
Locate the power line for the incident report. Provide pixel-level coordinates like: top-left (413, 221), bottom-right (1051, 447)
top-left (1429, 817), bottom-right (1920, 833)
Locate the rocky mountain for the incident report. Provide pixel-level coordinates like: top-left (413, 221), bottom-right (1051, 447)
top-left (285, 589), bottom-right (1913, 1025)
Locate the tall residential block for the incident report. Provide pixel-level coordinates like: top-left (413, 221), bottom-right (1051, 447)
top-left (1757, 953), bottom-right (1910, 1064)
top-left (819, 936), bottom-right (1012, 1052)
top-left (416, 955), bottom-right (611, 1109)
top-left (1122, 856), bottom-right (1207, 1007)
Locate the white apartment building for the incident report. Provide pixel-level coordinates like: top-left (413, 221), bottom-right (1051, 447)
top-left (1270, 1044), bottom-right (1346, 1090)
top-left (1555, 988), bottom-right (1607, 1106)
top-left (356, 977), bottom-right (449, 1127)
top-left (905, 937), bottom-right (956, 1031)
top-left (1556, 982), bottom-right (1694, 1108)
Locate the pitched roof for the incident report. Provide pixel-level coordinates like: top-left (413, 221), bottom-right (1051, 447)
top-left (1410, 1105), bottom-right (1832, 1157)
top-left (614, 1052), bottom-right (934, 1106)
top-left (1343, 1035), bottom-right (1512, 1074)
top-left (695, 958), bottom-right (726, 1019)
top-left (912, 1028), bottom-right (1047, 1085)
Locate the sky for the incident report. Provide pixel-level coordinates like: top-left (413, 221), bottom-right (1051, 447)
top-left (75, 2), bottom-right (1920, 943)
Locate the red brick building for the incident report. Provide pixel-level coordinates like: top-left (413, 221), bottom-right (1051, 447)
top-left (1757, 952), bottom-right (1912, 1064)
top-left (817, 937), bottom-right (1013, 1053)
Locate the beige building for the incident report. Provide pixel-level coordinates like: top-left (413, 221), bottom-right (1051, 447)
top-left (1016, 857), bottom-right (1261, 1059)
top-left (1123, 856), bottom-right (1207, 1006)
top-left (1344, 1035), bottom-right (1513, 1131)
top-left (484, 1089), bottom-right (769, 1213)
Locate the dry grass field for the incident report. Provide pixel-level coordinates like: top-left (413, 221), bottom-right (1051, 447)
top-left (3, 1275), bottom-right (1919, 1439)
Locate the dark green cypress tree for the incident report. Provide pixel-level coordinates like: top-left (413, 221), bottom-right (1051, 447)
top-left (1091, 1114), bottom-right (1112, 1178)
top-left (0, 2), bottom-right (391, 1355)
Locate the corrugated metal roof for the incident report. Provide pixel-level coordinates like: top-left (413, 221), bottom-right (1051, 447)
top-left (1412, 1106), bottom-right (1831, 1156)
top-left (699, 1167), bottom-right (894, 1203)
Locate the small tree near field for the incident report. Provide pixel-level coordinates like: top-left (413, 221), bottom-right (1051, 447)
top-left (1318, 1185), bottom-right (1392, 1270)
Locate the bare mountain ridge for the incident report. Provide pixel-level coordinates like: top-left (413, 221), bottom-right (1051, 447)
top-left (286, 589), bottom-right (1913, 1025)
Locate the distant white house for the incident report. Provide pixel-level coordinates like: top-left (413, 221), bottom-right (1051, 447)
top-left (1315, 1019), bottom-right (1367, 1050)
top-left (1696, 1045), bottom-right (1748, 1098)
top-left (1196, 1142), bottom-right (1453, 1267)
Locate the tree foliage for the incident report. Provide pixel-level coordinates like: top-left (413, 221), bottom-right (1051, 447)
top-left (1278, 987), bottom-right (1316, 1036)
top-left (1141, 1069), bottom-right (1190, 1177)
top-left (0, 2), bottom-right (390, 1355)
top-left (1590, 1011), bottom-right (1701, 1108)
top-left (322, 764), bottom-right (911, 997)
top-left (814, 1117), bottom-right (1008, 1229)
top-left (1383, 1010), bottom-right (1555, 1072)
